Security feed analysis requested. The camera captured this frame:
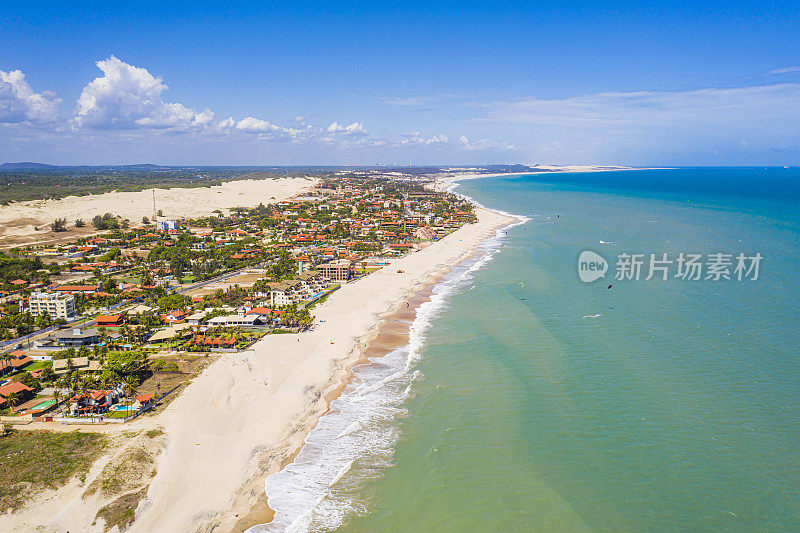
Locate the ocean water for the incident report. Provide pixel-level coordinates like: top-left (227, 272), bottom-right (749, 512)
top-left (258, 168), bottom-right (800, 532)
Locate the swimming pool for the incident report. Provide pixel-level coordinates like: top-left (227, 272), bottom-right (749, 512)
top-left (29, 399), bottom-right (55, 410)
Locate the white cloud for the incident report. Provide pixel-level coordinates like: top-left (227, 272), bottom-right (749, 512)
top-left (458, 135), bottom-right (514, 151)
top-left (327, 121), bottom-right (367, 135)
top-left (68, 56), bottom-right (372, 146)
top-left (74, 56), bottom-right (208, 129)
top-left (0, 69), bottom-right (61, 124)
top-left (766, 66), bottom-right (800, 75)
top-left (400, 131), bottom-right (449, 145)
top-left (235, 116), bottom-right (282, 133)
top-left (192, 109), bottom-right (215, 126)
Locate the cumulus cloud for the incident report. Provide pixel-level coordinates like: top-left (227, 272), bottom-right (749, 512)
top-left (67, 56), bottom-right (372, 146)
top-left (400, 131), bottom-right (449, 145)
top-left (0, 69), bottom-right (61, 124)
top-left (235, 116), bottom-right (283, 133)
top-left (327, 121), bottom-right (366, 135)
top-left (74, 56), bottom-right (209, 129)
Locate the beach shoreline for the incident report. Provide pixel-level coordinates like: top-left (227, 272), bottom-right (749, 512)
top-left (123, 203), bottom-right (516, 532)
top-left (233, 282), bottom-right (438, 532)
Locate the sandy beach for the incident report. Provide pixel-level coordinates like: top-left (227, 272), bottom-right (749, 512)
top-left (431, 164), bottom-right (646, 192)
top-left (0, 177), bottom-right (315, 248)
top-left (122, 205), bottom-right (514, 532)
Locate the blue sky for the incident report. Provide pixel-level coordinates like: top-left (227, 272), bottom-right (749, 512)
top-left (1, 1), bottom-right (799, 166)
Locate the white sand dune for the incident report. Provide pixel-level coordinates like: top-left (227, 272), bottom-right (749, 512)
top-left (0, 177), bottom-right (316, 242)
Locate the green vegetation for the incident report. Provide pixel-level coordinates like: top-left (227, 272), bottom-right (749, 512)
top-left (145, 428), bottom-right (164, 439)
top-left (84, 447), bottom-right (153, 498)
top-left (0, 253), bottom-right (62, 287)
top-left (50, 217), bottom-right (68, 232)
top-left (92, 213), bottom-right (120, 230)
top-left (0, 430), bottom-right (106, 512)
top-left (93, 485), bottom-right (149, 532)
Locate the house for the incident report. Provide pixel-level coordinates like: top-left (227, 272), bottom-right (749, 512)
top-left (147, 323), bottom-right (194, 343)
top-left (54, 328), bottom-right (99, 347)
top-left (206, 314), bottom-right (264, 327)
top-left (193, 336), bottom-right (238, 347)
top-left (414, 226), bottom-right (436, 240)
top-left (95, 314), bottom-right (124, 327)
top-left (69, 389), bottom-right (112, 416)
top-left (162, 309), bottom-right (188, 324)
top-left (0, 351), bottom-right (32, 376)
top-left (245, 307), bottom-right (273, 320)
top-left (52, 356), bottom-right (103, 374)
top-left (0, 380), bottom-right (34, 408)
top-left (53, 284), bottom-right (99, 295)
top-left (133, 393), bottom-right (154, 410)
top-left (186, 311), bottom-right (208, 326)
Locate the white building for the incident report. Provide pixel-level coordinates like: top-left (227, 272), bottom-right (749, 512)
top-left (28, 291), bottom-right (76, 319)
top-left (156, 220), bottom-right (180, 232)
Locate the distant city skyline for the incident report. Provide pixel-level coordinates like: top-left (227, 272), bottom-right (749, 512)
top-left (2, 1), bottom-right (799, 166)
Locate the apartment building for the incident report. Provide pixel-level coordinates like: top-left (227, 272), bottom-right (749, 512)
top-left (28, 291), bottom-right (76, 319)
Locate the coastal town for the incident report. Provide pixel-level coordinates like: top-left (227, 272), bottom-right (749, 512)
top-left (0, 175), bottom-right (477, 427)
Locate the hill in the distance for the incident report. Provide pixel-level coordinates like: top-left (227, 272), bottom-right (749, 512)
top-left (0, 162), bottom-right (58, 170)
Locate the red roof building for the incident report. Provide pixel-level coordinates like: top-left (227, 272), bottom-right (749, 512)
top-left (95, 314), bottom-right (124, 326)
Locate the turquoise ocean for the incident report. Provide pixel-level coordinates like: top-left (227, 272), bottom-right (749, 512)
top-left (256, 168), bottom-right (800, 532)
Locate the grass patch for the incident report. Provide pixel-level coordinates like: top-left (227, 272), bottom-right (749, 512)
top-left (93, 485), bottom-right (149, 532)
top-left (145, 428), bottom-right (164, 439)
top-left (137, 354), bottom-right (216, 415)
top-left (83, 447), bottom-right (153, 498)
top-left (0, 430), bottom-right (106, 513)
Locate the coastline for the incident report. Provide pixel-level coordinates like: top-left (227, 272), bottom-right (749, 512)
top-left (431, 164), bottom-right (663, 193)
top-left (234, 281), bottom-right (439, 532)
top-left (126, 205), bottom-right (517, 532)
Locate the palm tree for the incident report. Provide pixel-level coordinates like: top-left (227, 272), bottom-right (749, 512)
top-left (79, 377), bottom-right (92, 420)
top-left (6, 392), bottom-right (20, 411)
top-left (123, 375), bottom-right (138, 418)
top-left (0, 351), bottom-right (12, 377)
top-left (52, 388), bottom-right (61, 416)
